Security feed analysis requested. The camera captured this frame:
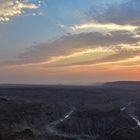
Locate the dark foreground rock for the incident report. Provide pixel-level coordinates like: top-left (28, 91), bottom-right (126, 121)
top-left (45, 135), bottom-right (78, 140)
top-left (2, 129), bottom-right (35, 140)
top-left (110, 127), bottom-right (140, 140)
top-left (95, 127), bottom-right (140, 140)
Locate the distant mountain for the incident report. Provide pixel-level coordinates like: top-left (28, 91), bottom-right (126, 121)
top-left (103, 81), bottom-right (140, 89)
top-left (0, 84), bottom-right (35, 88)
top-left (0, 81), bottom-right (140, 89)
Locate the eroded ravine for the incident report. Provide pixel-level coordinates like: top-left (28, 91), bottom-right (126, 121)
top-left (129, 115), bottom-right (140, 127)
top-left (46, 107), bottom-right (99, 140)
top-left (121, 101), bottom-right (140, 127)
top-left (46, 101), bottom-right (140, 140)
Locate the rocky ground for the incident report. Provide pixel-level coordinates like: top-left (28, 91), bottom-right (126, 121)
top-left (0, 82), bottom-right (140, 140)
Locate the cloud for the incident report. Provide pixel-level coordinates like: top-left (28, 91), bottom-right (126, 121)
top-left (70, 22), bottom-right (138, 33)
top-left (20, 30), bottom-right (139, 58)
top-left (0, 0), bottom-right (39, 22)
top-left (1, 30), bottom-right (139, 68)
top-left (61, 0), bottom-right (140, 34)
top-left (88, 0), bottom-right (140, 26)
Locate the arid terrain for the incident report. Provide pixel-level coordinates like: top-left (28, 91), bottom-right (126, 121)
top-left (0, 81), bottom-right (140, 140)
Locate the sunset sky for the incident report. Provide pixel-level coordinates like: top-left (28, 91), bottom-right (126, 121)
top-left (0, 0), bottom-right (140, 85)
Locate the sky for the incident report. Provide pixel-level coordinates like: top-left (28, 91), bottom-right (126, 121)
top-left (0, 0), bottom-right (140, 85)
